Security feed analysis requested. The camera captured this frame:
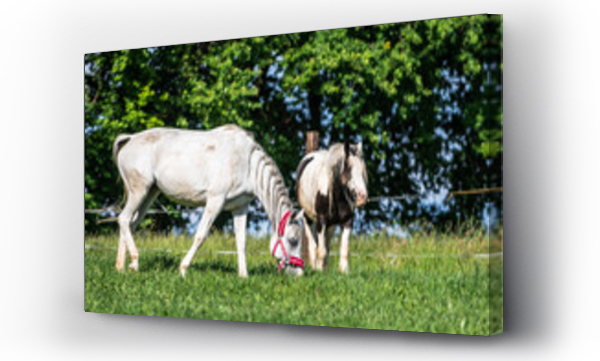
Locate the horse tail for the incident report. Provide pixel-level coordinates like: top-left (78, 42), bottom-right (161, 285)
top-left (113, 134), bottom-right (132, 165)
top-left (112, 134), bottom-right (132, 210)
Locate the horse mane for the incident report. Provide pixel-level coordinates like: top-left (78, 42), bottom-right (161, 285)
top-left (213, 125), bottom-right (295, 232)
top-left (248, 142), bottom-right (294, 230)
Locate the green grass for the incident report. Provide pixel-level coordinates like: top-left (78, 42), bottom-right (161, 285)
top-left (85, 229), bottom-right (503, 335)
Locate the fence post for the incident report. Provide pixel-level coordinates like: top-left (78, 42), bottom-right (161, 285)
top-left (306, 131), bottom-right (319, 154)
top-left (301, 131), bottom-right (319, 263)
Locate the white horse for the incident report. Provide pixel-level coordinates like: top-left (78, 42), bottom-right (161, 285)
top-left (296, 142), bottom-right (368, 273)
top-left (112, 124), bottom-right (304, 277)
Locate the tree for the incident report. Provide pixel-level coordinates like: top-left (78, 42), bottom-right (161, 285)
top-left (85, 14), bottom-right (503, 233)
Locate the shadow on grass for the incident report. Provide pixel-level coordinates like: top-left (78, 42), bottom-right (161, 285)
top-left (191, 261), bottom-right (237, 274)
top-left (247, 263), bottom-right (281, 276)
top-left (143, 253), bottom-right (180, 271)
top-left (142, 253), bottom-right (290, 276)
top-left (143, 253), bottom-right (238, 274)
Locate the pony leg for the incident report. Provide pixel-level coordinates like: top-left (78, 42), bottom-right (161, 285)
top-left (179, 196), bottom-right (225, 277)
top-left (232, 206), bottom-right (249, 278)
top-left (324, 225), bottom-right (335, 269)
top-left (315, 221), bottom-right (328, 271)
top-left (339, 220), bottom-right (352, 274)
top-left (304, 219), bottom-right (317, 268)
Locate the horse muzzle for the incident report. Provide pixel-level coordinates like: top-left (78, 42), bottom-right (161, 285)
top-left (354, 191), bottom-right (368, 207)
top-left (285, 266), bottom-right (304, 278)
top-left (278, 255), bottom-right (305, 277)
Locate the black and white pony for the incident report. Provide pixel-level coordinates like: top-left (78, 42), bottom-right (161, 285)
top-left (113, 124), bottom-right (304, 277)
top-left (296, 142), bottom-right (368, 273)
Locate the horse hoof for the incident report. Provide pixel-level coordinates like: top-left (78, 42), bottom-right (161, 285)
top-left (179, 266), bottom-right (187, 277)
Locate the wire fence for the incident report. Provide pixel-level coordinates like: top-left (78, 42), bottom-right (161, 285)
top-left (85, 187), bottom-right (503, 259)
top-left (85, 187), bottom-right (503, 223)
top-left (84, 243), bottom-right (503, 259)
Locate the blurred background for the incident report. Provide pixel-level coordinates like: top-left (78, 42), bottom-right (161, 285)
top-left (84, 14), bottom-right (502, 235)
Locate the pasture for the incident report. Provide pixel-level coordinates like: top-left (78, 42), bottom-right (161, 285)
top-left (85, 227), bottom-right (502, 336)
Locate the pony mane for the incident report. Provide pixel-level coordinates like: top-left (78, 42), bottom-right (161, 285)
top-left (326, 143), bottom-right (346, 178)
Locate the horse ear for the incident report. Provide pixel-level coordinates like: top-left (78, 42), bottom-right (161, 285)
top-left (344, 142), bottom-right (350, 159)
top-left (356, 142), bottom-right (363, 157)
top-left (293, 209), bottom-right (304, 222)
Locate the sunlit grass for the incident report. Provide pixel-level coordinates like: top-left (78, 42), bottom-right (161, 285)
top-left (85, 227), bottom-right (502, 335)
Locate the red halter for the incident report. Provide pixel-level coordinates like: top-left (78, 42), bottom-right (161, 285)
top-left (271, 210), bottom-right (304, 272)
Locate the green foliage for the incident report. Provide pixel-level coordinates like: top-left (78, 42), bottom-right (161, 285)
top-left (85, 231), bottom-right (502, 335)
top-left (85, 15), bottom-right (503, 232)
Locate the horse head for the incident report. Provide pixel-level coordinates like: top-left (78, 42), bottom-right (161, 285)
top-left (271, 210), bottom-right (305, 277)
top-left (341, 142), bottom-right (368, 208)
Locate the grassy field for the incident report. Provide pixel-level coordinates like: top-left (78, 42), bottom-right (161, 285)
top-left (85, 227), bottom-right (502, 335)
